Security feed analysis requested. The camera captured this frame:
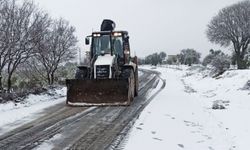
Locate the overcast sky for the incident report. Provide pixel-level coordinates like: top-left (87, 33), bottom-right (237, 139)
top-left (33, 0), bottom-right (242, 58)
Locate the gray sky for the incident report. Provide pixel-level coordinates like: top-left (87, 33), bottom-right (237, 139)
top-left (33, 0), bottom-right (242, 58)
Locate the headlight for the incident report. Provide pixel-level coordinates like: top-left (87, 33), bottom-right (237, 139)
top-left (113, 32), bottom-right (122, 36)
top-left (124, 50), bottom-right (130, 55)
top-left (93, 33), bottom-right (101, 37)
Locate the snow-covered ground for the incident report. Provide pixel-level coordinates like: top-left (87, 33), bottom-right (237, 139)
top-left (124, 65), bottom-right (250, 150)
top-left (1, 66), bottom-right (250, 149)
top-left (0, 87), bottom-right (66, 135)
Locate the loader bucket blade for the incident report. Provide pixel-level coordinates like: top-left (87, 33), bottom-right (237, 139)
top-left (66, 79), bottom-right (131, 106)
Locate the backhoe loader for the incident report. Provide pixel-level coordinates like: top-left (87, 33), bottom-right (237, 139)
top-left (66, 19), bottom-right (138, 106)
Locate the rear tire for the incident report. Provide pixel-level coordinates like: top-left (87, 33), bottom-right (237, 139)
top-left (121, 68), bottom-right (136, 103)
top-left (126, 69), bottom-right (135, 104)
top-left (129, 70), bottom-right (135, 100)
top-left (134, 68), bottom-right (139, 97)
top-left (122, 68), bottom-right (135, 104)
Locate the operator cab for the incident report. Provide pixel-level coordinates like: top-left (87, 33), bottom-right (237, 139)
top-left (85, 31), bottom-right (130, 64)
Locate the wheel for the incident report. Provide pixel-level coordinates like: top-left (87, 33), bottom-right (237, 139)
top-left (134, 68), bottom-right (139, 97)
top-left (128, 69), bottom-right (135, 101)
top-left (121, 68), bottom-right (131, 79)
top-left (121, 68), bottom-right (135, 102)
top-left (75, 68), bottom-right (88, 79)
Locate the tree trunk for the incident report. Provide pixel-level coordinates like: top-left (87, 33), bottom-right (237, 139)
top-left (236, 54), bottom-right (247, 69)
top-left (47, 73), bottom-right (51, 85)
top-left (50, 73), bottom-right (54, 85)
top-left (7, 74), bottom-right (12, 93)
top-left (0, 72), bottom-right (3, 93)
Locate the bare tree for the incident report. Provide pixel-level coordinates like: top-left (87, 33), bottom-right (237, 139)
top-left (207, 1), bottom-right (250, 69)
top-left (35, 18), bottom-right (78, 85)
top-left (2, 0), bottom-right (51, 92)
top-left (5, 0), bottom-right (36, 92)
top-left (0, 0), bottom-right (11, 90)
top-left (0, 0), bottom-right (78, 94)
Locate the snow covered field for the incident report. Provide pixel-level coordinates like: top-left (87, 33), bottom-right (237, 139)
top-left (124, 65), bottom-right (250, 150)
top-left (0, 87), bottom-right (66, 135)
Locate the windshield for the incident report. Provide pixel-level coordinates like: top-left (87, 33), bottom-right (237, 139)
top-left (112, 36), bottom-right (123, 58)
top-left (92, 34), bottom-right (124, 58)
top-left (92, 35), bottom-right (111, 55)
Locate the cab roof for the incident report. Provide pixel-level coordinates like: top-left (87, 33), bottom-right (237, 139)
top-left (92, 31), bottom-right (128, 35)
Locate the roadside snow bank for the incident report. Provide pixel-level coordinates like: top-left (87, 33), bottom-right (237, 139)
top-left (124, 65), bottom-right (250, 150)
top-left (0, 87), bottom-right (66, 135)
top-left (183, 66), bottom-right (250, 149)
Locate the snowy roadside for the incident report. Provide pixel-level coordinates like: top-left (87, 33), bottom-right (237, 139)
top-left (124, 65), bottom-right (250, 150)
top-left (0, 87), bottom-right (66, 135)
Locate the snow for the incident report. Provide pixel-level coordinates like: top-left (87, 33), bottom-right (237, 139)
top-left (34, 134), bottom-right (63, 150)
top-left (1, 65), bottom-right (250, 149)
top-left (124, 65), bottom-right (250, 150)
top-left (0, 87), bottom-right (66, 135)
top-left (138, 70), bottom-right (144, 76)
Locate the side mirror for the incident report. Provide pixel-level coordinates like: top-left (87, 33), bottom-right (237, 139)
top-left (85, 37), bottom-right (90, 45)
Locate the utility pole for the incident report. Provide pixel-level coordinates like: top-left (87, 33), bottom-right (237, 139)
top-left (79, 48), bottom-right (81, 65)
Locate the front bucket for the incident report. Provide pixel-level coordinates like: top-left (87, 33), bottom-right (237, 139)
top-left (66, 79), bottom-right (131, 106)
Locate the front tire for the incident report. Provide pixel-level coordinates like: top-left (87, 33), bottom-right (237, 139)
top-left (121, 68), bottom-right (135, 103)
top-left (75, 68), bottom-right (88, 79)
